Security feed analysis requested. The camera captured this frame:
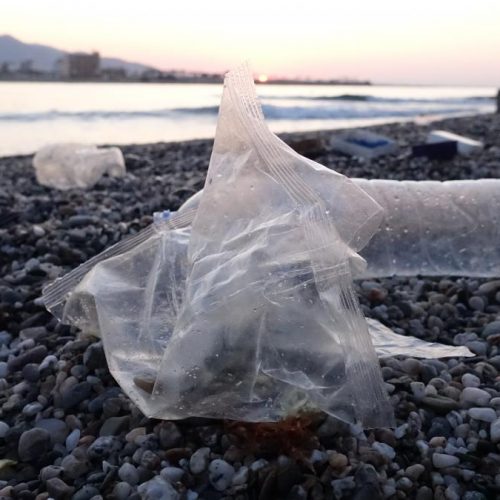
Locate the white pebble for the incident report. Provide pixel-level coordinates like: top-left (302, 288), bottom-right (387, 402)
top-left (468, 407), bottom-right (497, 423)
top-left (432, 453), bottom-right (460, 468)
top-left (65, 429), bottom-right (80, 452)
top-left (372, 441), bottom-right (396, 460)
top-left (250, 458), bottom-right (268, 471)
top-left (491, 418), bottom-right (500, 443)
top-left (461, 373), bottom-right (480, 388)
top-left (160, 467), bottom-right (184, 483)
top-left (394, 423), bottom-right (408, 439)
top-left (410, 382), bottom-right (425, 400)
top-left (189, 447), bottom-right (210, 474)
top-left (208, 459), bottom-right (234, 491)
top-left (461, 387), bottom-right (491, 406)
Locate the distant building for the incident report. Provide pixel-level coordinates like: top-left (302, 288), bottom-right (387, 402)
top-left (58, 51), bottom-right (100, 79)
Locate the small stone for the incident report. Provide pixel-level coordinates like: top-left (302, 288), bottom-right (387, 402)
top-left (0, 362), bottom-right (9, 379)
top-left (160, 467), bottom-right (185, 483)
top-left (232, 466), bottom-right (249, 486)
top-left (72, 485), bottom-right (100, 500)
top-left (40, 465), bottom-right (64, 483)
top-left (137, 477), bottom-right (180, 500)
top-left (429, 436), bottom-right (447, 447)
top-left (46, 478), bottom-right (74, 499)
top-left (60, 381), bottom-right (92, 409)
top-left (405, 463), bottom-right (425, 481)
top-left (329, 452), bottom-right (348, 470)
top-left (18, 428), bottom-right (51, 461)
top-left (490, 418), bottom-right (500, 443)
top-left (461, 387), bottom-right (491, 407)
top-left (461, 373), bottom-right (481, 388)
top-left (35, 418), bottom-right (68, 444)
top-left (422, 395), bottom-right (459, 413)
top-left (22, 363), bottom-right (40, 382)
top-left (482, 320), bottom-right (500, 338)
top-left (125, 427), bottom-right (145, 443)
top-left (99, 416), bottom-right (129, 436)
top-left (112, 482), bottom-right (132, 500)
top-left (66, 429), bottom-right (81, 452)
top-left (8, 345), bottom-right (47, 371)
top-left (189, 447), bottom-right (210, 474)
top-left (432, 453), bottom-right (460, 468)
top-left (87, 436), bottom-right (122, 460)
top-left (158, 422), bottom-right (182, 448)
top-left (468, 407), bottom-right (497, 423)
top-left (61, 454), bottom-right (89, 480)
top-left (468, 296), bottom-right (485, 311)
top-left (208, 459), bottom-right (235, 491)
top-left (118, 462), bottom-right (139, 486)
top-left (416, 486), bottom-right (433, 500)
top-left (0, 421), bottom-right (9, 438)
top-left (83, 342), bottom-right (106, 370)
top-left (372, 441), bottom-right (395, 460)
top-left (411, 381), bottom-right (426, 400)
top-left (23, 402), bottom-right (43, 417)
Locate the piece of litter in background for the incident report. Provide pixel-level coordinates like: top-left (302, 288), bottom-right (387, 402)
top-left (427, 130), bottom-right (484, 156)
top-left (33, 143), bottom-right (126, 190)
top-left (366, 318), bottom-right (474, 359)
top-left (411, 141), bottom-right (457, 160)
top-left (330, 130), bottom-right (398, 159)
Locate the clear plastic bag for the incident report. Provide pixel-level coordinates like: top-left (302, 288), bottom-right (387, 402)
top-left (33, 143), bottom-right (126, 190)
top-left (45, 65), bottom-right (394, 427)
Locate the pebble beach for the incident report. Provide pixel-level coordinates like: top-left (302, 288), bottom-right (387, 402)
top-left (1, 113), bottom-right (500, 499)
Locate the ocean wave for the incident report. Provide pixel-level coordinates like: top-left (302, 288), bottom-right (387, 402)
top-left (0, 100), bottom-right (493, 123)
top-left (260, 94), bottom-right (495, 104)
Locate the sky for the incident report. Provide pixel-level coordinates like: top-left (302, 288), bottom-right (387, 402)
top-left (2, 0), bottom-right (500, 85)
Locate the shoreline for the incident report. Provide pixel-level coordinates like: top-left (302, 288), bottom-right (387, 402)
top-left (1, 112), bottom-right (496, 162)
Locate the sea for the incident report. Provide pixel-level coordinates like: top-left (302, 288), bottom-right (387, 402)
top-left (0, 81), bottom-right (496, 157)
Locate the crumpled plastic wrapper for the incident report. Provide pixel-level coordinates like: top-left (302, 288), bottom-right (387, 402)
top-left (33, 143), bottom-right (125, 190)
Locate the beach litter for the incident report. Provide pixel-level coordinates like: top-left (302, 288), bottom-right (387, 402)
top-left (330, 129), bottom-right (398, 159)
top-left (43, 65), bottom-right (496, 429)
top-left (411, 140), bottom-right (457, 160)
top-left (427, 129), bottom-right (484, 156)
top-left (33, 143), bottom-right (126, 190)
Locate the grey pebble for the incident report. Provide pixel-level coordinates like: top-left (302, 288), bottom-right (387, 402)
top-left (118, 462), bottom-right (139, 485)
top-left (18, 427), bottom-right (51, 461)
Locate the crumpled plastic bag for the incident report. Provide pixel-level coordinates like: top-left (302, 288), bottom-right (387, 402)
top-left (33, 143), bottom-right (126, 190)
top-left (42, 65), bottom-right (473, 427)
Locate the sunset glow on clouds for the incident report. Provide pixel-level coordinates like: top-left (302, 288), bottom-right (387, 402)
top-left (2, 0), bottom-right (500, 85)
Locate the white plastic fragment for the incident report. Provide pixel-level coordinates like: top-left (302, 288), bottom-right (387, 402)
top-left (33, 143), bottom-right (125, 190)
top-left (366, 319), bottom-right (473, 359)
top-left (427, 130), bottom-right (484, 156)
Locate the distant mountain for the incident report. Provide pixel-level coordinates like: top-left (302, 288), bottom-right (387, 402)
top-left (0, 34), bottom-right (155, 74)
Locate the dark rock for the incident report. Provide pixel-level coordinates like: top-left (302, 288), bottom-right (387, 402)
top-left (46, 478), bottom-right (74, 499)
top-left (35, 419), bottom-right (68, 445)
top-left (18, 428), bottom-right (51, 461)
top-left (8, 346), bottom-right (48, 372)
top-left (83, 342), bottom-right (106, 371)
top-left (60, 382), bottom-right (92, 409)
top-left (99, 416), bottom-right (130, 437)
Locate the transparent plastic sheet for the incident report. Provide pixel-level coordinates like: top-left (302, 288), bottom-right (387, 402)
top-left (179, 178), bottom-right (500, 279)
top-left (355, 179), bottom-right (500, 278)
top-left (44, 64), bottom-right (395, 427)
top-left (33, 143), bottom-right (126, 190)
